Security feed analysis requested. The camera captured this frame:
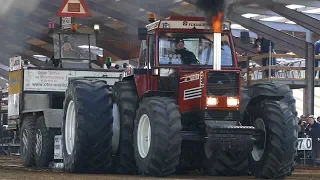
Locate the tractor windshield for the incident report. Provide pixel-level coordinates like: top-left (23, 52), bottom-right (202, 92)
top-left (158, 32), bottom-right (233, 66)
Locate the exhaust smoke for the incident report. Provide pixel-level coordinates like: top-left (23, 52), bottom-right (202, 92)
top-left (195, 0), bottom-right (225, 28)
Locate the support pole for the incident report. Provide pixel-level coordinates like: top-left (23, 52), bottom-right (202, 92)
top-left (305, 42), bottom-right (315, 116)
top-left (304, 30), bottom-right (313, 116)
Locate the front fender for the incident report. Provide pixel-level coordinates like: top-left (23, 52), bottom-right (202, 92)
top-left (240, 83), bottom-right (291, 121)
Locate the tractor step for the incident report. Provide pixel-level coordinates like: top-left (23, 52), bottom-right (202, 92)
top-left (206, 125), bottom-right (255, 151)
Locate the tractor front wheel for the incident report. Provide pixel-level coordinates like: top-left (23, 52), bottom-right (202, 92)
top-left (134, 97), bottom-right (182, 177)
top-left (249, 100), bottom-right (298, 179)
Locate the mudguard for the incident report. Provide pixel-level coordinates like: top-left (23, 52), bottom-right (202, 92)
top-left (240, 82), bottom-right (293, 121)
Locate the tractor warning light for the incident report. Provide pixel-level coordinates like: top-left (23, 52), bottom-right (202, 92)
top-left (149, 13), bottom-right (156, 23)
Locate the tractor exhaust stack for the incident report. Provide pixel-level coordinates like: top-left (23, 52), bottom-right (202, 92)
top-left (212, 12), bottom-right (223, 70)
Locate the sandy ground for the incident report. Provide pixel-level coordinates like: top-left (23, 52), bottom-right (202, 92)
top-left (0, 156), bottom-right (319, 180)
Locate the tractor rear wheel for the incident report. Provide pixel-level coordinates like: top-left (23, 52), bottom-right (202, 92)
top-left (34, 116), bottom-right (56, 168)
top-left (134, 97), bottom-right (182, 177)
top-left (249, 100), bottom-right (298, 179)
top-left (20, 116), bottom-right (36, 168)
top-left (203, 148), bottom-right (249, 176)
top-left (112, 81), bottom-right (138, 174)
top-left (62, 79), bottom-right (113, 173)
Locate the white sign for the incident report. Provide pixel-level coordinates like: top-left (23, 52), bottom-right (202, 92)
top-left (298, 138), bottom-right (312, 151)
top-left (9, 56), bottom-right (22, 72)
top-left (54, 135), bottom-right (63, 160)
top-left (62, 17), bottom-right (72, 29)
top-left (23, 69), bottom-right (122, 92)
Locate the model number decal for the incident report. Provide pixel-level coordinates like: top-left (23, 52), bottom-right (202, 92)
top-left (180, 73), bottom-right (200, 83)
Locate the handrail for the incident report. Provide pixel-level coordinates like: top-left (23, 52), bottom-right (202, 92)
top-left (238, 53), bottom-right (320, 62)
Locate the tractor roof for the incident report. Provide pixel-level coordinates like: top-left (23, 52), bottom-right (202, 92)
top-left (145, 16), bottom-right (231, 32)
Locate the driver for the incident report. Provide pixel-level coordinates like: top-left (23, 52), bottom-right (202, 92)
top-left (61, 38), bottom-right (80, 59)
top-left (174, 38), bottom-right (199, 65)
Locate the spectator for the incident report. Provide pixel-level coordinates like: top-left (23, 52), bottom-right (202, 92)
top-left (318, 117), bottom-right (320, 123)
top-left (306, 115), bottom-right (320, 161)
top-left (254, 35), bottom-right (276, 78)
top-left (315, 40), bottom-right (320, 78)
top-left (298, 119), bottom-right (307, 138)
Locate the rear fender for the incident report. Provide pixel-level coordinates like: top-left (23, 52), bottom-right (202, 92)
top-left (122, 75), bottom-right (134, 82)
top-left (240, 83), bottom-right (291, 122)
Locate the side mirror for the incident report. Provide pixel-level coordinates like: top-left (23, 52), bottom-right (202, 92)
top-left (138, 28), bottom-right (147, 40)
top-left (240, 30), bottom-right (250, 44)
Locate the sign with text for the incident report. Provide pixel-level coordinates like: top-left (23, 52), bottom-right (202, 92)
top-left (9, 56), bottom-right (22, 72)
top-left (23, 69), bottom-right (122, 92)
top-left (62, 17), bottom-right (72, 29)
top-left (54, 135), bottom-right (63, 160)
top-left (298, 138), bottom-right (312, 151)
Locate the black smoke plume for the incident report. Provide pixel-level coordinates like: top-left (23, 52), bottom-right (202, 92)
top-left (195, 0), bottom-right (225, 26)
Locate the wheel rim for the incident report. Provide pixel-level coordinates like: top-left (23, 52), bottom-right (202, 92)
top-left (112, 103), bottom-right (120, 154)
top-left (251, 118), bottom-right (266, 162)
top-left (35, 129), bottom-right (42, 155)
top-left (137, 114), bottom-right (151, 159)
top-left (21, 129), bottom-right (28, 156)
top-left (65, 100), bottom-right (76, 155)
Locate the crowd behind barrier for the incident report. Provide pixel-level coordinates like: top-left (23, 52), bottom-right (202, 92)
top-left (296, 115), bottom-right (320, 166)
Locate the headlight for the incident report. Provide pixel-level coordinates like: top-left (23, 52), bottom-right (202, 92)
top-left (207, 97), bottom-right (218, 106)
top-left (227, 97), bottom-right (239, 107)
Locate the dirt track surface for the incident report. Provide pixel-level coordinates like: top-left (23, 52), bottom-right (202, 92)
top-left (0, 156), bottom-right (320, 180)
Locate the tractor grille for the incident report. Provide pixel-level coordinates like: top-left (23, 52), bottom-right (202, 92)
top-left (207, 71), bottom-right (239, 96)
top-left (204, 110), bottom-right (240, 121)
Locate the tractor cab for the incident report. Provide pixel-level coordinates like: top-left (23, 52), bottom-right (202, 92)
top-left (138, 15), bottom-right (237, 70)
top-left (52, 32), bottom-right (98, 69)
top-left (136, 14), bottom-right (241, 113)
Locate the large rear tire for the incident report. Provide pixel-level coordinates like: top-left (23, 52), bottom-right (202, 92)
top-left (20, 116), bottom-right (36, 168)
top-left (249, 100), bottom-right (298, 179)
top-left (203, 149), bottom-right (249, 176)
top-left (112, 81), bottom-right (138, 174)
top-left (34, 116), bottom-right (55, 168)
top-left (62, 79), bottom-right (113, 173)
top-left (134, 97), bottom-right (182, 177)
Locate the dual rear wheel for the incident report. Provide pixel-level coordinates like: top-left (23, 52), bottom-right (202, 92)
top-left (61, 79), bottom-right (182, 176)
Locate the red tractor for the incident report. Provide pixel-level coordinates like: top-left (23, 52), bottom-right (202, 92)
top-left (61, 14), bottom-right (298, 179)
